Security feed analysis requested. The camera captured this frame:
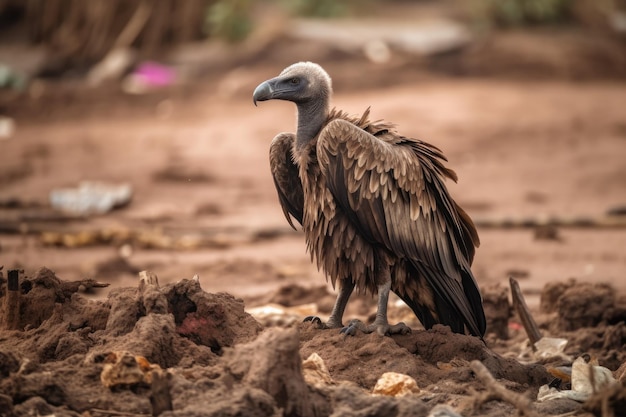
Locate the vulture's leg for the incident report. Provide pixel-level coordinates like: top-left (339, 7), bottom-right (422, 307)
top-left (342, 269), bottom-right (411, 336)
top-left (304, 277), bottom-right (354, 329)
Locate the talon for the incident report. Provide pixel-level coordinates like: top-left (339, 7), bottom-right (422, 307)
top-left (389, 322), bottom-right (412, 335)
top-left (339, 319), bottom-right (364, 337)
top-left (340, 323), bottom-right (358, 336)
top-left (303, 316), bottom-right (323, 326)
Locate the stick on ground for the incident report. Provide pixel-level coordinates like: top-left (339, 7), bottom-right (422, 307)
top-left (470, 360), bottom-right (540, 417)
top-left (509, 277), bottom-right (542, 348)
top-left (4, 269), bottom-right (20, 330)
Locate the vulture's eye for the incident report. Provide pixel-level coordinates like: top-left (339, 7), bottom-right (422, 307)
top-left (290, 77), bottom-right (300, 85)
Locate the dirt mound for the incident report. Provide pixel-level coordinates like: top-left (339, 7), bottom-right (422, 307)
top-left (0, 269), bottom-right (624, 416)
top-left (537, 279), bottom-right (626, 370)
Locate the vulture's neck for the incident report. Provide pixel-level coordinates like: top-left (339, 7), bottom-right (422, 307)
top-left (295, 98), bottom-right (329, 152)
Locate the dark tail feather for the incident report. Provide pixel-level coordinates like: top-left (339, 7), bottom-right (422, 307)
top-left (462, 270), bottom-right (487, 336)
top-left (402, 261), bottom-right (486, 337)
top-left (396, 292), bottom-right (465, 334)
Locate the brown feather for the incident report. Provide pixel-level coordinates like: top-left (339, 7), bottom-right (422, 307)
top-left (313, 111), bottom-right (484, 336)
top-left (269, 133), bottom-right (304, 229)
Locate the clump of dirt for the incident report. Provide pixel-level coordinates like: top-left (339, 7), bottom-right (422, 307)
top-left (537, 279), bottom-right (626, 370)
top-left (482, 283), bottom-right (511, 340)
top-left (165, 277), bottom-right (262, 354)
top-left (0, 269), bottom-right (624, 416)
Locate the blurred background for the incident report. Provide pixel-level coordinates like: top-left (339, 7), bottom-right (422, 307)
top-left (0, 0), bottom-right (625, 311)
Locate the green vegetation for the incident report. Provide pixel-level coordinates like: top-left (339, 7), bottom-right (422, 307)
top-left (489, 0), bottom-right (571, 25)
top-left (471, 0), bottom-right (574, 27)
top-left (203, 0), bottom-right (366, 42)
top-left (205, 0), bottom-right (254, 42)
top-left (277, 0), bottom-right (351, 18)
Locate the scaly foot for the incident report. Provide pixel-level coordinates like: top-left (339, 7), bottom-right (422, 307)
top-left (340, 319), bottom-right (411, 336)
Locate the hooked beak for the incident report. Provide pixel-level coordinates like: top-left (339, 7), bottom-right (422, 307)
top-left (252, 79), bottom-right (275, 106)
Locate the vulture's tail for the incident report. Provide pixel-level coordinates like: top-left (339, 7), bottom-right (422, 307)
top-left (396, 263), bottom-right (486, 338)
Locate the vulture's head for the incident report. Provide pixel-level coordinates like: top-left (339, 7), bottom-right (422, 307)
top-left (253, 62), bottom-right (332, 107)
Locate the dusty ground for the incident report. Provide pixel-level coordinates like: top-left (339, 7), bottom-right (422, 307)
top-left (2, 67), bottom-right (625, 305)
top-left (1, 15), bottom-right (626, 416)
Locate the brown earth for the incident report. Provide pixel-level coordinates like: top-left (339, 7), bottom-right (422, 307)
top-left (0, 268), bottom-right (625, 416)
top-left (1, 12), bottom-right (626, 416)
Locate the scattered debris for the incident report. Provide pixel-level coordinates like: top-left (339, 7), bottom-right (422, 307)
top-left (427, 405), bottom-right (465, 417)
top-left (0, 269), bottom-right (624, 416)
top-left (39, 225), bottom-right (295, 249)
top-left (122, 61), bottom-right (178, 94)
top-left (246, 302), bottom-right (318, 327)
top-left (473, 215), bottom-right (626, 229)
top-left (532, 337), bottom-right (571, 361)
top-left (0, 116), bottom-right (15, 140)
top-left (537, 355), bottom-right (616, 402)
top-left (100, 351), bottom-right (160, 389)
top-left (289, 18), bottom-right (472, 58)
top-left (0, 65), bottom-right (26, 90)
top-left (49, 181), bottom-right (133, 216)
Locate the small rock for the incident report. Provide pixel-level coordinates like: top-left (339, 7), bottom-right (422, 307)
top-left (302, 352), bottom-right (333, 388)
top-left (372, 372), bottom-right (419, 397)
top-left (100, 351), bottom-right (160, 389)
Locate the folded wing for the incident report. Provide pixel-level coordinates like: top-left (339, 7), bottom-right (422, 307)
top-left (317, 119), bottom-right (485, 336)
top-left (269, 133), bottom-right (304, 229)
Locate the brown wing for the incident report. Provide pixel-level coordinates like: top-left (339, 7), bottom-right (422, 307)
top-left (317, 119), bottom-right (485, 336)
top-left (269, 133), bottom-right (304, 229)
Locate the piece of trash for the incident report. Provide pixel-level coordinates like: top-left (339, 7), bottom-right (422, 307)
top-left (537, 355), bottom-right (616, 402)
top-left (363, 40), bottom-right (391, 64)
top-left (49, 181), bottom-right (132, 216)
top-left (302, 352), bottom-right (333, 388)
top-left (246, 303), bottom-right (318, 327)
top-left (0, 65), bottom-right (26, 90)
top-left (100, 351), bottom-right (160, 389)
top-left (289, 18), bottom-right (471, 57)
top-left (87, 48), bottom-right (135, 87)
top-left (0, 116), bottom-right (15, 140)
top-left (427, 404), bottom-right (465, 417)
top-left (534, 337), bottom-right (571, 360)
top-left (519, 337), bottom-right (571, 363)
top-left (372, 372), bottom-right (420, 397)
top-left (571, 356), bottom-right (615, 394)
top-left (122, 61), bottom-right (177, 94)
top-left (537, 384), bottom-right (588, 402)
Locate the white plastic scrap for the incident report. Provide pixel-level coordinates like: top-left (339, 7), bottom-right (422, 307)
top-left (246, 303), bottom-right (318, 327)
top-left (427, 404), bottom-right (465, 417)
top-left (534, 337), bottom-right (571, 360)
top-left (518, 337), bottom-right (571, 363)
top-left (49, 181), bottom-right (133, 216)
top-left (537, 356), bottom-right (616, 402)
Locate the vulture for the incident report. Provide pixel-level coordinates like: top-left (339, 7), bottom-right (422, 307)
top-left (253, 62), bottom-right (486, 337)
